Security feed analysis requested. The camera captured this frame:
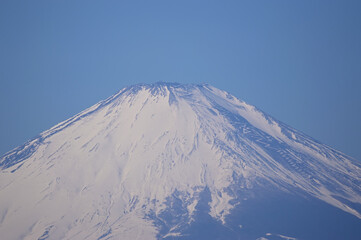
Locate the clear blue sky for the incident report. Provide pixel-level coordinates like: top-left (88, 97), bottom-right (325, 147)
top-left (1, 0), bottom-right (360, 160)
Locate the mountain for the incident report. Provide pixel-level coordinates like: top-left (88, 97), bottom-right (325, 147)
top-left (0, 82), bottom-right (360, 240)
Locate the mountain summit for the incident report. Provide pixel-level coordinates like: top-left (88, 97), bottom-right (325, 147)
top-left (1, 83), bottom-right (361, 239)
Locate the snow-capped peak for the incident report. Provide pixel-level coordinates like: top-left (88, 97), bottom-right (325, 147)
top-left (0, 83), bottom-right (360, 239)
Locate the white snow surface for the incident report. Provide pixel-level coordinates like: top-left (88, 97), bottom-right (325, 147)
top-left (0, 83), bottom-right (360, 239)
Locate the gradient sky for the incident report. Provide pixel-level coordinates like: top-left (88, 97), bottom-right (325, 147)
top-left (1, 0), bottom-right (361, 160)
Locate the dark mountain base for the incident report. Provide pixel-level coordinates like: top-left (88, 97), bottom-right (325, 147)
top-left (160, 189), bottom-right (361, 240)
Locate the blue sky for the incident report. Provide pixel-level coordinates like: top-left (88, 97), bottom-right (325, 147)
top-left (1, 0), bottom-right (361, 160)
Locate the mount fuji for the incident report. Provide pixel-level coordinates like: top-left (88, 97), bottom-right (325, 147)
top-left (0, 83), bottom-right (360, 240)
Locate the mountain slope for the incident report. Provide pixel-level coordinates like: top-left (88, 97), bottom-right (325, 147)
top-left (1, 83), bottom-right (360, 240)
